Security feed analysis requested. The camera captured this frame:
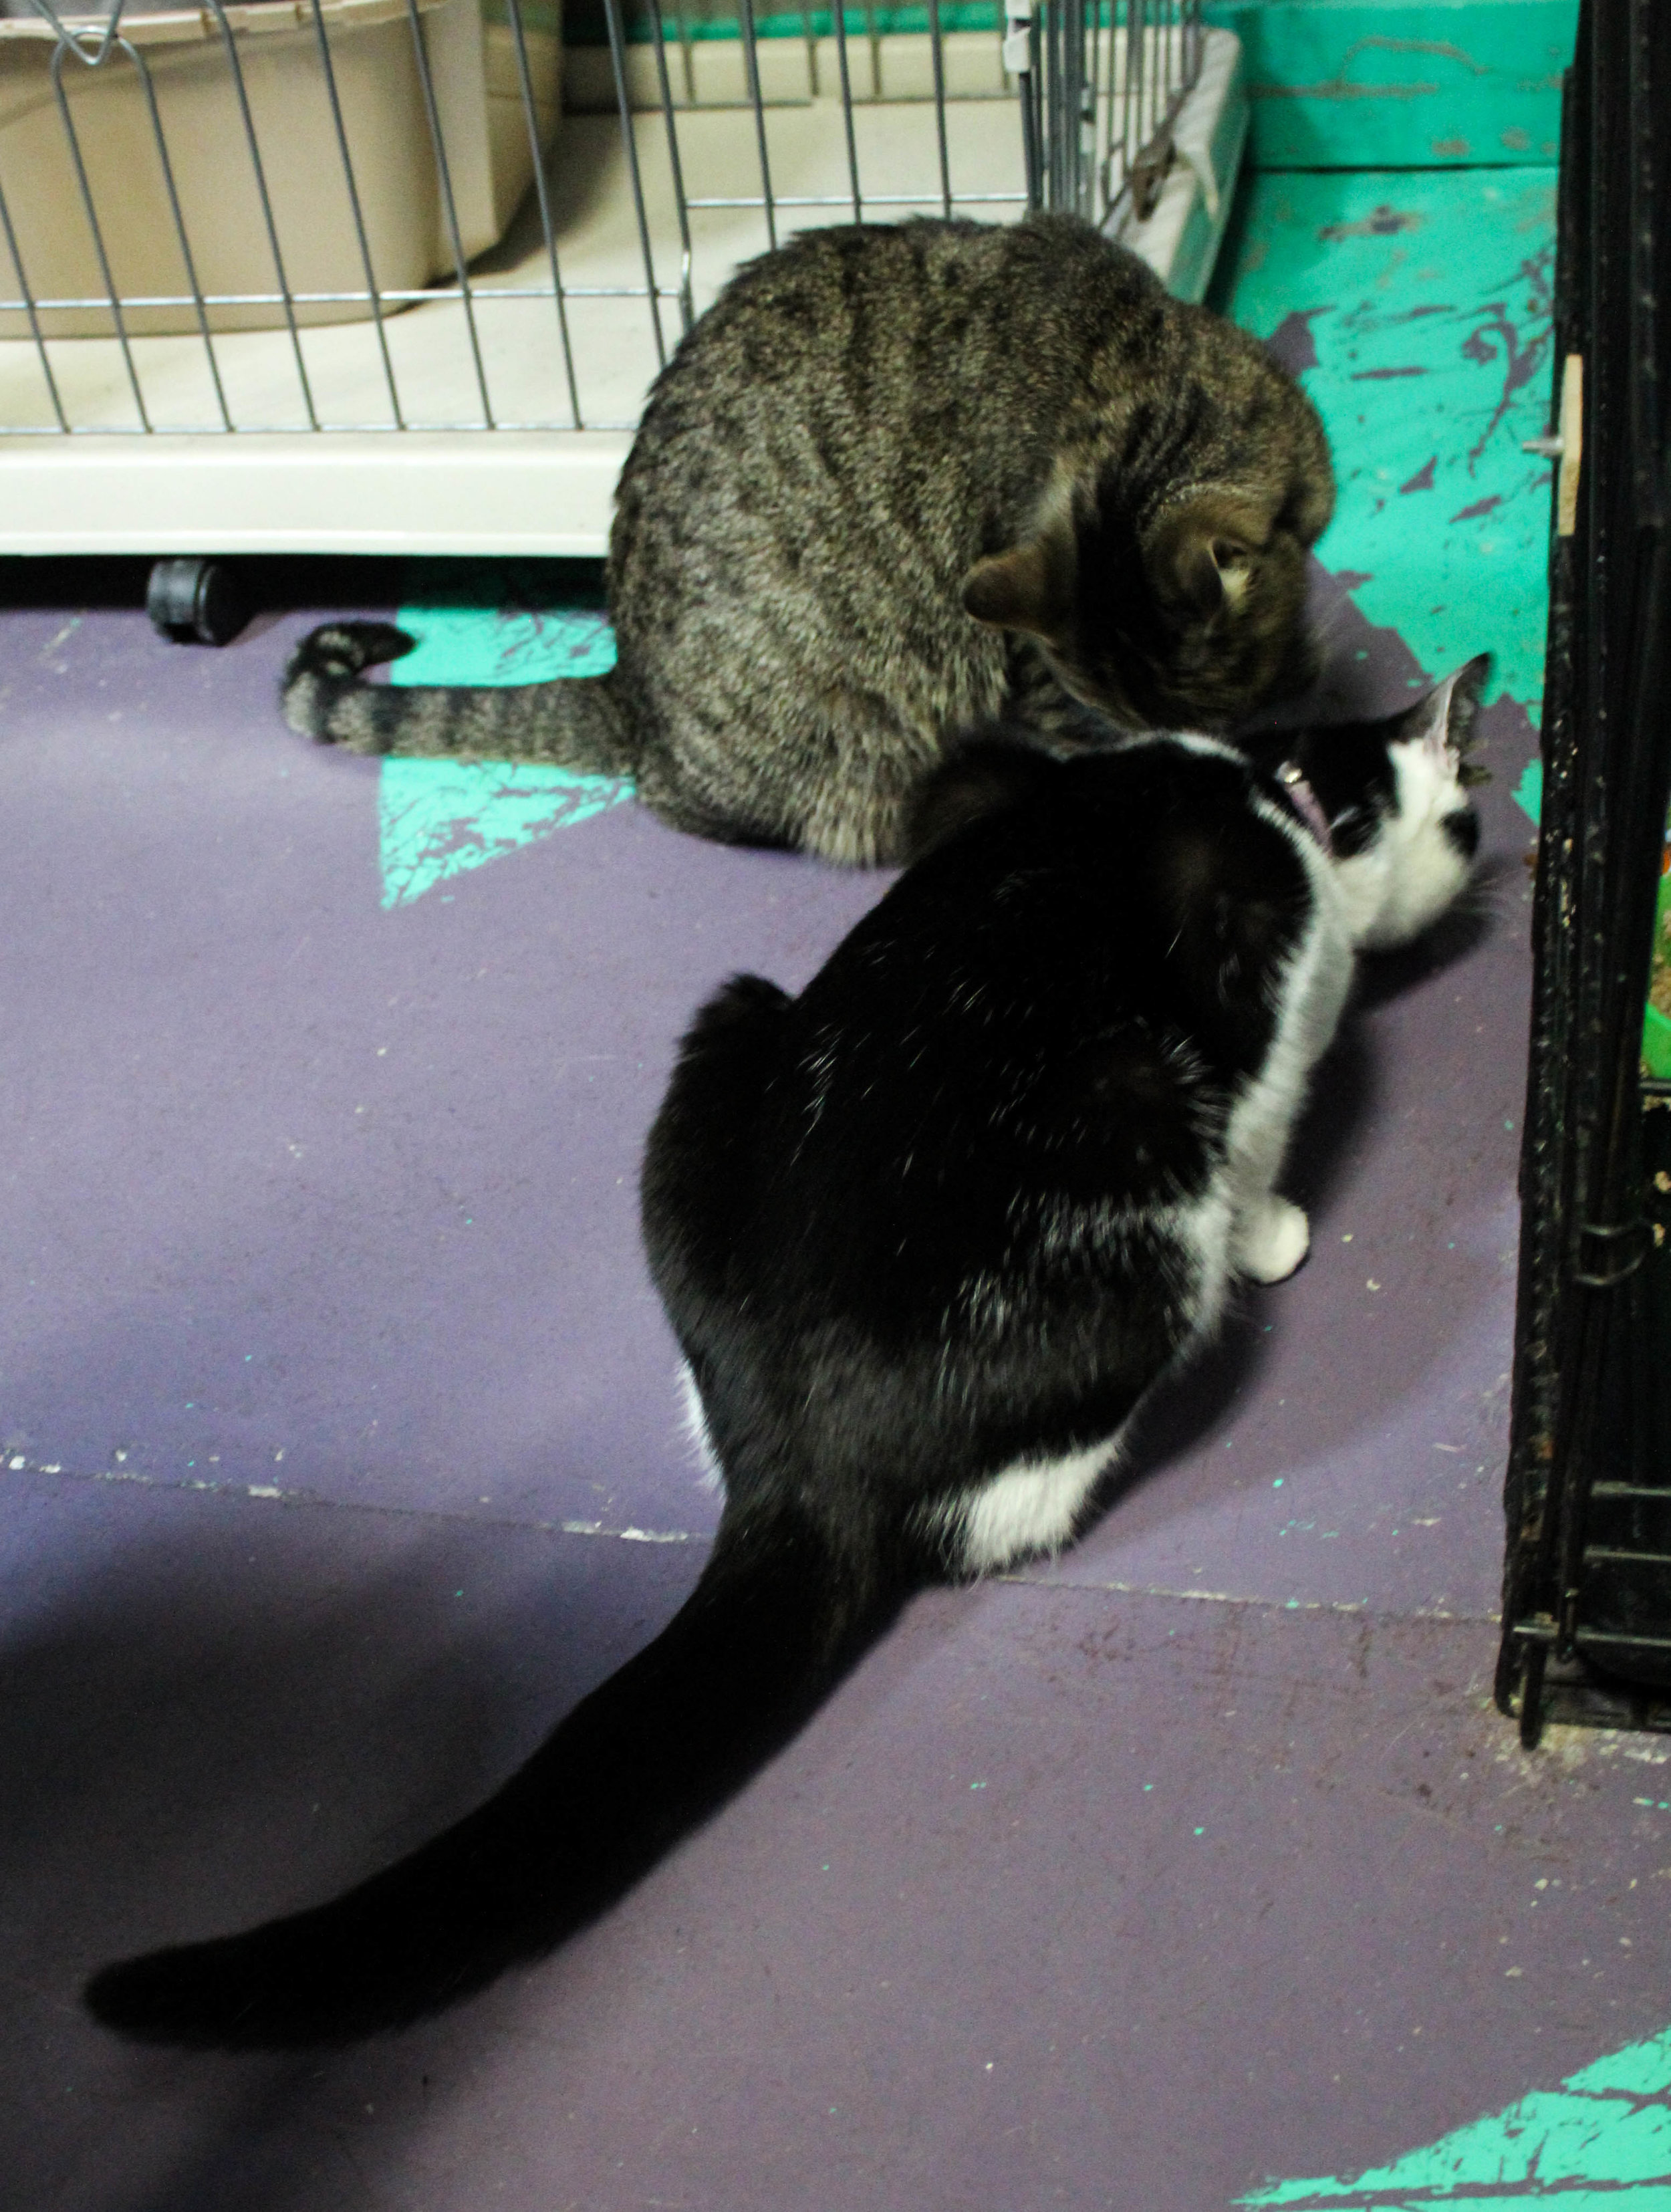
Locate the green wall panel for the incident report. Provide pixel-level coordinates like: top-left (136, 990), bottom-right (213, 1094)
top-left (1212, 165), bottom-right (1557, 713)
top-left (1201, 0), bottom-right (1576, 168)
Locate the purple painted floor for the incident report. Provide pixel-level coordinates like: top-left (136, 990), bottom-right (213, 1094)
top-left (5, 483), bottom-right (1671, 2201)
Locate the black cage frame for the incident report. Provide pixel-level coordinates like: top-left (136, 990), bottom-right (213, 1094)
top-left (1496, 0), bottom-right (1671, 1745)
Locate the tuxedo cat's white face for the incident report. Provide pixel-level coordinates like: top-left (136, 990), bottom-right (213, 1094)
top-left (1330, 660), bottom-right (1484, 951)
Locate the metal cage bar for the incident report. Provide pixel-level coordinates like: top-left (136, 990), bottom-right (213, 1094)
top-left (0, 0), bottom-right (1204, 441)
top-left (0, 172), bottom-right (69, 430)
top-left (503, 0), bottom-right (585, 423)
top-left (404, 0), bottom-right (498, 426)
top-left (47, 38), bottom-right (150, 426)
top-left (205, 0), bottom-right (320, 429)
top-left (305, 0), bottom-right (406, 426)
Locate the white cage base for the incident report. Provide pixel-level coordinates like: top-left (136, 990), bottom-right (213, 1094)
top-left (0, 28), bottom-right (1244, 558)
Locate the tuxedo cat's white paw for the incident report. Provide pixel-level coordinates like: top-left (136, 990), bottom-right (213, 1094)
top-left (1235, 1197), bottom-right (1310, 1283)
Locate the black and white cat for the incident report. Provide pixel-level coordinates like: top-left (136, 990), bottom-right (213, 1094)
top-left (86, 662), bottom-right (1485, 2050)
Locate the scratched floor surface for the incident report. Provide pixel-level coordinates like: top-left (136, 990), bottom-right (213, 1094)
top-left (7, 164), bottom-right (1671, 2212)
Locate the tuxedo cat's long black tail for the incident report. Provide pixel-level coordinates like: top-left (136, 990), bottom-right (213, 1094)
top-left (281, 621), bottom-right (634, 774)
top-left (86, 1505), bottom-right (892, 2050)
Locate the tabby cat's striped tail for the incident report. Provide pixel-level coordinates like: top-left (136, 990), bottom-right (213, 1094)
top-left (281, 620), bottom-right (635, 774)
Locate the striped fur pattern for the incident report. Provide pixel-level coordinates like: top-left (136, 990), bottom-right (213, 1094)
top-left (283, 217), bottom-right (1333, 865)
top-left (281, 620), bottom-right (632, 775)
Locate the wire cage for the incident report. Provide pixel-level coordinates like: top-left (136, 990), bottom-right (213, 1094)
top-left (1497, 0), bottom-right (1671, 1746)
top-left (0, 0), bottom-right (1243, 557)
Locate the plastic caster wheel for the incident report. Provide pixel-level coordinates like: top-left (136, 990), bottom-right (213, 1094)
top-left (146, 557), bottom-right (249, 646)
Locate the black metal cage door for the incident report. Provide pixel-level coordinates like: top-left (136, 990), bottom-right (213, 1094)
top-left (1497, 0), bottom-right (1671, 1743)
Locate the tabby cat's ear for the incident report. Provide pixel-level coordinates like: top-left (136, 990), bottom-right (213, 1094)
top-left (960, 528), bottom-right (1075, 646)
top-left (1146, 494), bottom-right (1271, 622)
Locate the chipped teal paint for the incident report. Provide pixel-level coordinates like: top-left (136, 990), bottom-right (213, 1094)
top-left (390, 558), bottom-right (617, 687)
top-left (1514, 756), bottom-right (1544, 826)
top-left (1238, 2024), bottom-right (1671, 2207)
top-left (1201, 1), bottom-right (1575, 170)
top-left (380, 761), bottom-right (631, 909)
top-left (1215, 168), bottom-right (1557, 714)
top-left (378, 559), bottom-right (630, 907)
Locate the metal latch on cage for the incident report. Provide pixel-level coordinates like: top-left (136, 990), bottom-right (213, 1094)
top-left (1523, 353), bottom-right (1585, 537)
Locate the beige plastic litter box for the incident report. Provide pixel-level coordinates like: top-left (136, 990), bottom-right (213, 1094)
top-left (0, 0), bottom-right (561, 336)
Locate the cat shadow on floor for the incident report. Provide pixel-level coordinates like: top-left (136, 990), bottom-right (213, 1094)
top-left (0, 1500), bottom-right (638, 2206)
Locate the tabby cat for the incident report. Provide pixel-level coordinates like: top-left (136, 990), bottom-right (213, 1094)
top-left (87, 661), bottom-right (1484, 2050)
top-left (283, 216), bottom-right (1334, 864)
